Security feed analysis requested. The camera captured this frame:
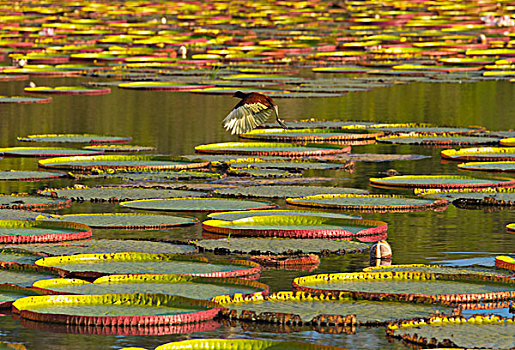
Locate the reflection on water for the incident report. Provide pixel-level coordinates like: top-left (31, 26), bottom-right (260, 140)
top-left (0, 77), bottom-right (513, 349)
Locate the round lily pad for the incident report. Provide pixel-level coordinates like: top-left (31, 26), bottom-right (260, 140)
top-left (0, 96), bottom-right (52, 104)
top-left (363, 264), bottom-right (509, 278)
top-left (0, 261), bottom-right (66, 287)
top-left (51, 213), bottom-right (199, 229)
top-left (218, 290), bottom-right (455, 326)
top-left (458, 161), bottom-right (515, 172)
top-left (0, 209), bottom-right (50, 220)
top-left (33, 274), bottom-right (268, 301)
top-left (286, 194), bottom-right (448, 212)
top-left (213, 185), bottom-right (369, 199)
top-left (24, 86), bottom-right (111, 95)
top-left (386, 315), bottom-right (515, 349)
top-left (0, 194), bottom-right (70, 210)
top-left (507, 224), bottom-right (515, 234)
top-left (12, 293), bottom-right (222, 326)
top-left (155, 339), bottom-right (347, 350)
top-left (441, 147), bottom-right (515, 161)
top-left (39, 186), bottom-right (206, 202)
top-left (4, 239), bottom-right (196, 256)
top-left (195, 142), bottom-right (351, 156)
top-left (495, 256), bottom-right (515, 271)
top-left (118, 82), bottom-right (215, 91)
top-left (0, 247), bottom-right (45, 264)
top-left (82, 145), bottom-right (156, 153)
top-left (0, 284), bottom-right (47, 308)
top-left (500, 137), bottom-right (515, 146)
top-left (227, 168), bottom-right (299, 178)
top-left (293, 271), bottom-right (515, 304)
top-left (227, 160), bottom-right (353, 171)
top-left (119, 171), bottom-right (221, 182)
top-left (0, 220), bottom-right (91, 244)
top-left (369, 175), bottom-right (515, 189)
top-left (377, 134), bottom-right (500, 146)
top-left (0, 147), bottom-right (104, 158)
top-left (415, 187), bottom-right (515, 207)
top-left (239, 128), bottom-right (383, 142)
top-left (202, 215), bottom-right (387, 239)
top-left (193, 237), bottom-right (369, 255)
top-left (207, 210), bottom-right (361, 221)
top-left (0, 171), bottom-right (66, 181)
top-left (120, 197), bottom-right (277, 212)
top-left (38, 155), bottom-right (209, 171)
top-left (17, 134), bottom-right (132, 144)
top-left (35, 253), bottom-right (261, 279)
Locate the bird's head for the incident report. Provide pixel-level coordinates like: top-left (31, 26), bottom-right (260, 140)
top-left (233, 91), bottom-right (247, 99)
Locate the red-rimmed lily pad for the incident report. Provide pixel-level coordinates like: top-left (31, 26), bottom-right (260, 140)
top-left (120, 197), bottom-right (277, 212)
top-left (51, 213), bottom-right (199, 229)
top-left (0, 147), bottom-right (104, 158)
top-left (369, 175), bottom-right (515, 189)
top-left (507, 224), bottom-right (515, 234)
top-left (239, 128), bottom-right (383, 142)
top-left (415, 187), bottom-right (515, 207)
top-left (217, 290), bottom-right (455, 326)
top-left (0, 96), bottom-right (52, 104)
top-left (207, 210), bottom-right (361, 221)
top-left (213, 185), bottom-right (369, 199)
top-left (35, 253), bottom-right (261, 279)
top-left (458, 161), bottom-right (515, 172)
top-left (377, 134), bottom-right (500, 146)
top-left (118, 82), bottom-right (215, 91)
top-left (195, 142), bottom-right (351, 157)
top-left (286, 194), bottom-right (448, 212)
top-left (202, 215), bottom-right (387, 239)
top-left (155, 339), bottom-right (350, 350)
top-left (0, 194), bottom-right (70, 210)
top-left (292, 271), bottom-right (515, 304)
top-left (0, 171), bottom-right (66, 181)
top-left (38, 155), bottom-right (209, 172)
top-left (24, 86), bottom-right (111, 95)
top-left (12, 293), bottom-right (223, 326)
top-left (0, 261), bottom-right (66, 288)
top-left (17, 134), bottom-right (132, 144)
top-left (441, 147), bottom-right (515, 161)
top-left (363, 264), bottom-right (509, 278)
top-left (0, 284), bottom-right (49, 309)
top-left (500, 138), bottom-right (515, 146)
top-left (495, 256), bottom-right (515, 271)
top-left (386, 315), bottom-right (515, 349)
top-left (33, 274), bottom-right (268, 301)
top-left (193, 237), bottom-right (369, 255)
top-left (227, 160), bottom-right (354, 171)
top-left (38, 186), bottom-right (206, 202)
top-left (0, 220), bottom-right (91, 244)
top-left (82, 145), bottom-right (156, 153)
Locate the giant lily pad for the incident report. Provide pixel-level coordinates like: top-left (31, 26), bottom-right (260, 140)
top-left (286, 194), bottom-right (448, 212)
top-left (458, 161), bottom-right (515, 172)
top-left (82, 145), bottom-right (156, 153)
top-left (0, 261), bottom-right (66, 287)
top-left (213, 185), bottom-right (368, 199)
top-left (202, 215), bottom-right (387, 239)
top-left (118, 82), bottom-right (214, 91)
top-left (363, 264), bottom-right (509, 278)
top-left (0, 194), bottom-right (70, 210)
top-left (217, 291), bottom-right (454, 326)
top-left (193, 237), bottom-right (369, 255)
top-left (0, 284), bottom-right (48, 308)
top-left (35, 253), bottom-right (261, 279)
top-left (120, 197), bottom-right (277, 212)
top-left (195, 142), bottom-right (351, 156)
top-left (0, 220), bottom-right (91, 244)
top-left (12, 293), bottom-right (222, 326)
top-left (4, 239), bottom-right (196, 256)
top-left (369, 175), bottom-right (515, 189)
top-left (239, 128), bottom-right (383, 142)
top-left (0, 147), bottom-right (103, 158)
top-left (500, 138), bottom-right (515, 146)
top-left (377, 134), bottom-right (500, 146)
top-left (415, 187), bottom-right (515, 207)
top-left (441, 147), bottom-right (515, 161)
top-left (293, 271), bottom-right (515, 304)
top-left (0, 171), bottom-right (66, 181)
top-left (386, 315), bottom-right (515, 349)
top-left (207, 210), bottom-right (361, 221)
top-left (24, 86), bottom-right (111, 95)
top-left (0, 96), bottom-right (52, 104)
top-left (38, 155), bottom-right (209, 171)
top-left (17, 134), bottom-right (132, 144)
top-left (51, 213), bottom-right (198, 229)
top-left (155, 339), bottom-right (350, 350)
top-left (495, 256), bottom-right (515, 272)
top-left (0, 209), bottom-right (50, 220)
top-left (507, 225), bottom-right (515, 234)
top-left (227, 160), bottom-right (353, 171)
top-left (33, 274), bottom-right (268, 301)
top-left (38, 186), bottom-right (206, 202)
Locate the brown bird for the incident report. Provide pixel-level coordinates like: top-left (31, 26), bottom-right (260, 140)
top-left (222, 91), bottom-right (287, 135)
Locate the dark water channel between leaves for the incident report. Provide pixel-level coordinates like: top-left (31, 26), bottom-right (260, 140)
top-left (0, 77), bottom-right (513, 349)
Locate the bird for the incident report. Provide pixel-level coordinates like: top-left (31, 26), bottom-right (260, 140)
top-left (222, 91), bottom-right (287, 135)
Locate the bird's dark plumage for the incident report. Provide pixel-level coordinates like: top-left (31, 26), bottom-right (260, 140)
top-left (222, 91), bottom-right (286, 135)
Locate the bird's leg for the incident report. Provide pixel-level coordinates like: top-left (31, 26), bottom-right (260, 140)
top-left (273, 105), bottom-right (288, 129)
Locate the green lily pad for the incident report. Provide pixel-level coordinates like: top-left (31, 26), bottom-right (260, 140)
top-left (50, 213), bottom-right (199, 229)
top-left (286, 194), bottom-right (448, 212)
top-left (213, 185), bottom-right (368, 199)
top-left (0, 248), bottom-right (45, 264)
top-left (35, 253), bottom-right (260, 278)
top-left (416, 187), bottom-right (515, 206)
top-left (239, 128), bottom-right (383, 142)
top-left (33, 274), bottom-right (268, 301)
top-left (120, 197), bottom-right (277, 212)
top-left (0, 171), bottom-right (66, 181)
top-left (202, 215), bottom-right (387, 239)
top-left (458, 161), bottom-right (515, 172)
top-left (0, 194), bottom-right (70, 210)
top-left (119, 171), bottom-right (222, 182)
top-left (0, 96), bottom-right (52, 104)
top-left (207, 210), bottom-right (361, 221)
top-left (24, 86), bottom-right (111, 95)
top-left (441, 147), bottom-right (515, 161)
top-left (155, 339), bottom-right (348, 350)
top-left (195, 142), bottom-right (351, 156)
top-left (0, 147), bottom-right (104, 157)
top-left (0, 284), bottom-right (47, 308)
top-left (82, 145), bottom-right (156, 153)
top-left (39, 186), bottom-right (206, 201)
top-left (363, 264), bottom-right (509, 278)
top-left (0, 261), bottom-right (65, 287)
top-left (227, 161), bottom-right (353, 171)
top-left (118, 82), bottom-right (214, 91)
top-left (193, 237), bottom-right (369, 255)
top-left (0, 220), bottom-right (91, 244)
top-left (17, 134), bottom-right (132, 144)
top-left (227, 168), bottom-right (299, 178)
top-left (377, 135), bottom-right (500, 146)
top-left (0, 209), bottom-right (50, 220)
top-left (369, 175), bottom-right (515, 189)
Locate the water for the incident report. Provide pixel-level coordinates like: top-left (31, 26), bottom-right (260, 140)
top-left (0, 76), bottom-right (513, 349)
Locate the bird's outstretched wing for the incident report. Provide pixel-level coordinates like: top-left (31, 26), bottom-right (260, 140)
top-left (222, 102), bottom-right (274, 135)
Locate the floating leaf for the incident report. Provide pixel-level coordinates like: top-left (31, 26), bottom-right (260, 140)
top-left (0, 261), bottom-right (65, 287)
top-left (377, 134), bottom-right (499, 146)
top-left (495, 256), bottom-right (515, 271)
top-left (0, 284), bottom-right (47, 308)
top-left (227, 160), bottom-right (353, 171)
top-left (24, 86), bottom-right (111, 95)
top-left (50, 213), bottom-right (198, 229)
top-left (0, 96), bottom-right (52, 104)
top-left (0, 220), bottom-right (91, 244)
top-left (155, 339), bottom-right (349, 350)
top-left (120, 197), bottom-right (277, 212)
top-left (239, 128), bottom-right (383, 142)
top-left (0, 171), bottom-right (66, 181)
top-left (82, 145), bottom-right (156, 153)
top-left (0, 194), bottom-right (70, 210)
top-left (0, 147), bottom-right (103, 158)
top-left (369, 175), bottom-right (515, 189)
top-left (207, 210), bottom-right (361, 221)
top-left (458, 161), bottom-right (515, 172)
top-left (0, 209), bottom-right (50, 220)
top-left (415, 187), bottom-right (515, 207)
top-left (195, 142), bottom-right (351, 156)
top-left (363, 264), bottom-right (509, 277)
top-left (213, 185), bottom-right (368, 199)
top-left (441, 147), bottom-right (515, 161)
top-left (17, 134), bottom-right (132, 144)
